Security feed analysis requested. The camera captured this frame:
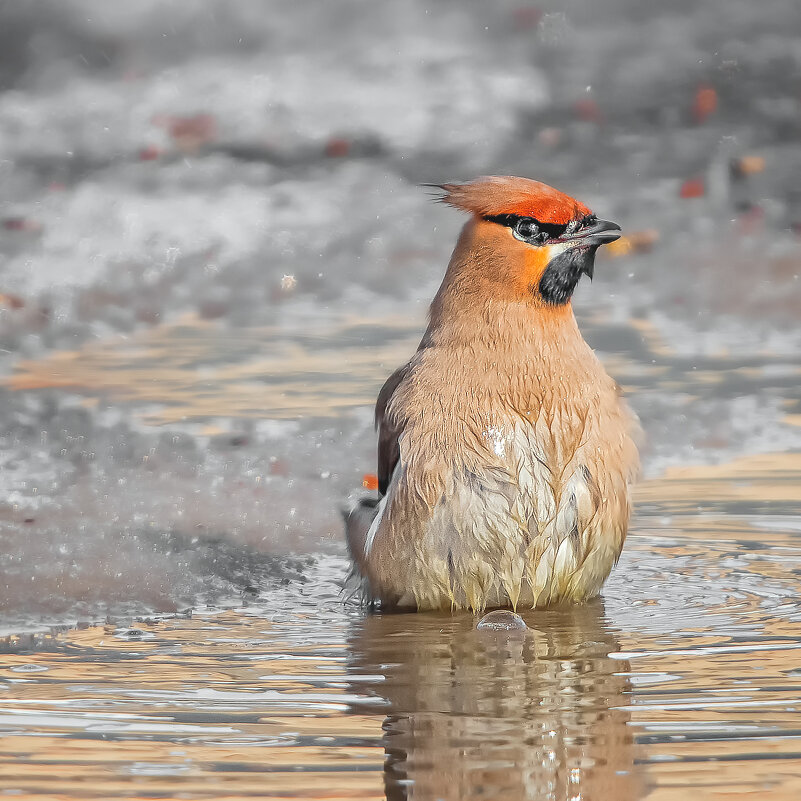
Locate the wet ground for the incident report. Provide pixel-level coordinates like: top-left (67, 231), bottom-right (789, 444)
top-left (1, 1), bottom-right (801, 798)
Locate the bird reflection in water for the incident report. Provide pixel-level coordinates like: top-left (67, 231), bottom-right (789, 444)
top-left (348, 602), bottom-right (644, 800)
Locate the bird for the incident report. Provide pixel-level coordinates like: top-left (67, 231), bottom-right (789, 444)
top-left (344, 175), bottom-right (639, 612)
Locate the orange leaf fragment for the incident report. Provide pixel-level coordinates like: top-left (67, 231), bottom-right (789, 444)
top-left (605, 229), bottom-right (659, 258)
top-left (734, 155), bottom-right (765, 176)
top-left (362, 473), bottom-right (379, 491)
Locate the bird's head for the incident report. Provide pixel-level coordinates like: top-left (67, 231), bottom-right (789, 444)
top-left (436, 176), bottom-right (621, 308)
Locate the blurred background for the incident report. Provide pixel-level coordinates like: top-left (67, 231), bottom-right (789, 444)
top-left (1, 0), bottom-right (800, 629)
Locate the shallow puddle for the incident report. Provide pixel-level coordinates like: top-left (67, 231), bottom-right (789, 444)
top-left (2, 457), bottom-right (801, 800)
top-left (7, 311), bottom-right (801, 432)
top-left (3, 311), bottom-right (801, 798)
top-left (5, 313), bottom-right (424, 424)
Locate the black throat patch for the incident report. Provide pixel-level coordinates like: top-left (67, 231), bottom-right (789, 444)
top-left (537, 245), bottom-right (598, 305)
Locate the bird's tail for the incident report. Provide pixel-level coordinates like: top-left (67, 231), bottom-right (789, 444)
top-left (341, 494), bottom-right (379, 565)
top-left (340, 494), bottom-right (380, 604)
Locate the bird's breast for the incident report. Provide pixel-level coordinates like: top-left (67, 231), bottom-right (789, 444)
top-left (365, 329), bottom-right (638, 611)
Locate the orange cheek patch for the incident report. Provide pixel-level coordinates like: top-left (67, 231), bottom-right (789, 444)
top-left (518, 247), bottom-right (552, 295)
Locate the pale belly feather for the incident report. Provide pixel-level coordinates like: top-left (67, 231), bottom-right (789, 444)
top-left (390, 421), bottom-right (624, 612)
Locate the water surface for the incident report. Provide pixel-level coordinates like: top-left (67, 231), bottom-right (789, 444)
top-left (3, 457), bottom-right (801, 799)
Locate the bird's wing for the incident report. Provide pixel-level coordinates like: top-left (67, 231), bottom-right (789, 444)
top-left (375, 362), bottom-right (411, 496)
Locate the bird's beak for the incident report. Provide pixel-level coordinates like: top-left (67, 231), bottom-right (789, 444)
top-left (555, 219), bottom-right (621, 281)
top-left (567, 219), bottom-right (622, 247)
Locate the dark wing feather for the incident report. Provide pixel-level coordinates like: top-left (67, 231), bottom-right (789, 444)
top-left (375, 363), bottom-right (411, 495)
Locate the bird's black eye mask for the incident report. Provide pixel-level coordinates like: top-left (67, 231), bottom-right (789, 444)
top-left (484, 213), bottom-right (598, 246)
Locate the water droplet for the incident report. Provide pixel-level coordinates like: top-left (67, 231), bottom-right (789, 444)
top-left (476, 610), bottom-right (527, 632)
top-left (10, 663), bottom-right (48, 673)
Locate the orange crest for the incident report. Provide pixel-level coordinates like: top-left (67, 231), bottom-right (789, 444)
top-left (436, 176), bottom-right (591, 225)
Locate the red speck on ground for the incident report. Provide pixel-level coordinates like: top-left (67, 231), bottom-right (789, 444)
top-left (693, 85), bottom-right (718, 123)
top-left (167, 114), bottom-right (217, 149)
top-left (139, 145), bottom-right (162, 161)
top-left (325, 138), bottom-right (351, 157)
top-left (680, 178), bottom-right (705, 198)
top-left (0, 293), bottom-right (25, 309)
top-left (2, 218), bottom-right (41, 232)
top-left (511, 7), bottom-right (543, 29)
top-left (574, 98), bottom-right (602, 123)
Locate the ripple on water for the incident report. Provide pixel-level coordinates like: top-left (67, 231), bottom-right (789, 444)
top-left (0, 502), bottom-right (799, 800)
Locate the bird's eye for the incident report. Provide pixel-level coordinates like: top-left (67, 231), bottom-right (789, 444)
top-left (513, 218), bottom-right (543, 243)
top-left (483, 213), bottom-right (558, 245)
